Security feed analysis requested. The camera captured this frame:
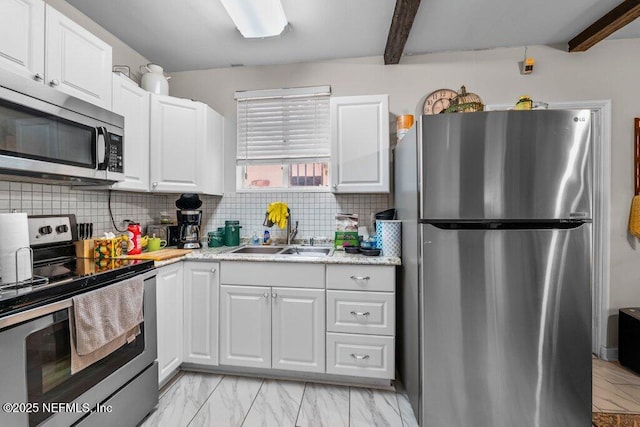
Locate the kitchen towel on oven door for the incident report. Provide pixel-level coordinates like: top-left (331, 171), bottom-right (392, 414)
top-left (70, 275), bottom-right (144, 373)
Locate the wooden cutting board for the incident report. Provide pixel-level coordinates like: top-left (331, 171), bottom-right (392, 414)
top-left (122, 248), bottom-right (192, 261)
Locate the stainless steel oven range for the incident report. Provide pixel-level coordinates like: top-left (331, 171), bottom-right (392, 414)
top-left (0, 214), bottom-right (158, 427)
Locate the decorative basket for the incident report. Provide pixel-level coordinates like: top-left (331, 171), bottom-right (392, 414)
top-left (444, 85), bottom-right (484, 113)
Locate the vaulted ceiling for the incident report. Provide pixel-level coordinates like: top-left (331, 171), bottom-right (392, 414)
top-left (66, 0), bottom-right (640, 72)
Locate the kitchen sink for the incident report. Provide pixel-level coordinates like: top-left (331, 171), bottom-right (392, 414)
top-left (279, 247), bottom-right (334, 257)
top-left (229, 245), bottom-right (334, 257)
top-left (230, 246), bottom-right (285, 254)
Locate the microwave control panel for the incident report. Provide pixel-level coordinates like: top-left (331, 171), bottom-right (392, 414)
top-left (108, 134), bottom-right (124, 173)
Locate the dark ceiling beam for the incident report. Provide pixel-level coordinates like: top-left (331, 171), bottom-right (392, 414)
top-left (569, 0), bottom-right (640, 52)
top-left (384, 0), bottom-right (421, 65)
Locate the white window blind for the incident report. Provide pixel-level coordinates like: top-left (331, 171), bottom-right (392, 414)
top-left (235, 86), bottom-right (331, 164)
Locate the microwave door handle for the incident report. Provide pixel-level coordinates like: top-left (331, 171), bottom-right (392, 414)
top-left (96, 126), bottom-right (110, 170)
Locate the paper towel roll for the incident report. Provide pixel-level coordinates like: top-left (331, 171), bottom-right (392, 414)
top-left (378, 220), bottom-right (401, 258)
top-left (0, 212), bottom-right (32, 285)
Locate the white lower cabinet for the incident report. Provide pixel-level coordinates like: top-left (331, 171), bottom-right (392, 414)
top-left (326, 333), bottom-right (395, 379)
top-left (271, 287), bottom-right (325, 373)
top-left (219, 284), bottom-right (325, 373)
top-left (183, 261), bottom-right (219, 366)
top-left (326, 264), bottom-right (396, 380)
top-left (219, 261), bottom-right (326, 373)
top-left (154, 260), bottom-right (395, 386)
top-left (155, 263), bottom-right (184, 385)
top-left (219, 285), bottom-right (272, 368)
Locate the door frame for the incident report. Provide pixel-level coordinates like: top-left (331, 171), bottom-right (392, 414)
top-left (487, 101), bottom-right (612, 358)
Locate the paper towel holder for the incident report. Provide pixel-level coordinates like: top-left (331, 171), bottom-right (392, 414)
top-left (0, 246), bottom-right (48, 289)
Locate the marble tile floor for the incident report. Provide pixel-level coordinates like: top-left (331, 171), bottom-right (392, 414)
top-left (140, 359), bottom-right (640, 427)
top-left (140, 371), bottom-right (419, 427)
top-left (593, 357), bottom-right (640, 414)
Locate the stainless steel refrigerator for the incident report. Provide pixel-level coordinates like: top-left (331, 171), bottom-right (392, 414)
top-left (395, 110), bottom-right (592, 426)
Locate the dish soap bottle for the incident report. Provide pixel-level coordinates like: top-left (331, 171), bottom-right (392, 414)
top-left (251, 231), bottom-right (260, 245)
top-left (263, 230), bottom-right (271, 245)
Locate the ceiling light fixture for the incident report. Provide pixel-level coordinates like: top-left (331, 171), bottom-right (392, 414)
top-left (219, 0), bottom-right (288, 38)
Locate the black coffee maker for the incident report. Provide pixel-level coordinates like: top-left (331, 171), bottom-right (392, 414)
top-left (176, 194), bottom-right (203, 249)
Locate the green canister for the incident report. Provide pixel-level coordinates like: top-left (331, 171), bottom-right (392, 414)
top-left (224, 220), bottom-right (241, 246)
top-left (207, 231), bottom-right (224, 247)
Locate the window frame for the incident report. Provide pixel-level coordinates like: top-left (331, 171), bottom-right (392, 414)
top-left (234, 86), bottom-right (331, 193)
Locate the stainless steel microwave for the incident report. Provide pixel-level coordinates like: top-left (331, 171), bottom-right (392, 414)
top-left (0, 69), bottom-right (124, 185)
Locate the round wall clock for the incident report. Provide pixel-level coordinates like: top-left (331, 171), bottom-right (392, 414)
top-left (423, 88), bottom-right (458, 114)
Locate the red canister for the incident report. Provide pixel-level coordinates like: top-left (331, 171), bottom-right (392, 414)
top-left (126, 222), bottom-right (142, 255)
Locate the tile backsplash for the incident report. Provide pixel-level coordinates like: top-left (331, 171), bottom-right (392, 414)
top-left (0, 181), bottom-right (391, 242)
top-left (200, 192), bottom-right (390, 242)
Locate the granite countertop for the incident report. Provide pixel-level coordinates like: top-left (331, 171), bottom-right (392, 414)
top-left (154, 245), bottom-right (400, 267)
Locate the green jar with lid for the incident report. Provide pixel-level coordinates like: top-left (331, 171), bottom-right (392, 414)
top-left (224, 220), bottom-right (241, 246)
top-left (207, 231), bottom-right (224, 247)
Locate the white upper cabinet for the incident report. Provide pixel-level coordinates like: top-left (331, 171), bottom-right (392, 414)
top-left (203, 107), bottom-right (224, 195)
top-left (0, 0), bottom-right (45, 80)
top-left (45, 5), bottom-right (112, 109)
top-left (111, 73), bottom-right (150, 192)
top-left (330, 95), bottom-right (390, 193)
top-left (150, 95), bottom-right (203, 193)
top-left (149, 94), bottom-right (223, 195)
top-left (0, 1), bottom-right (113, 109)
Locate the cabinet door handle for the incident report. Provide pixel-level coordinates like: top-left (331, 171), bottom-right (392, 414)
top-left (34, 73), bottom-right (44, 81)
top-left (263, 292), bottom-right (269, 299)
top-left (210, 268), bottom-right (217, 274)
top-left (49, 79), bottom-right (60, 87)
top-left (271, 293), bottom-right (278, 299)
top-left (350, 353), bottom-right (370, 361)
top-left (350, 311), bottom-right (370, 317)
top-left (350, 275), bottom-right (370, 281)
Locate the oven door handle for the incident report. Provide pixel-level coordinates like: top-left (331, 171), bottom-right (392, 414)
top-left (0, 299), bottom-right (72, 330)
top-left (0, 269), bottom-right (156, 330)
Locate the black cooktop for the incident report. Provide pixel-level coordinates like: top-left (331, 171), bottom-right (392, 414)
top-left (0, 257), bottom-right (154, 320)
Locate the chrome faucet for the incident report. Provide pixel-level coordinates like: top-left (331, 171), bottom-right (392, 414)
top-left (287, 220), bottom-right (298, 245)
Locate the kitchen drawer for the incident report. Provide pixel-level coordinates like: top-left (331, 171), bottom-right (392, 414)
top-left (326, 333), bottom-right (394, 379)
top-left (326, 265), bottom-right (395, 292)
top-left (327, 290), bottom-right (394, 335)
top-left (221, 261), bottom-right (324, 288)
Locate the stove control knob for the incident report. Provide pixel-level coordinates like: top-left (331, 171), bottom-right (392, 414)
top-left (39, 226), bottom-right (53, 235)
top-left (56, 225), bottom-right (68, 233)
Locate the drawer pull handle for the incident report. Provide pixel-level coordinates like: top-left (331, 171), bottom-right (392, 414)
top-left (350, 353), bottom-right (370, 361)
top-left (350, 275), bottom-right (370, 281)
top-left (350, 311), bottom-right (370, 317)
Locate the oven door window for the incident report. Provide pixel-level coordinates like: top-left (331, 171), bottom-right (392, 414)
top-left (0, 99), bottom-right (96, 168)
top-left (25, 310), bottom-right (144, 427)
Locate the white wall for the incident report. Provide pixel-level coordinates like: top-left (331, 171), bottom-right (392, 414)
top-left (168, 40), bottom-right (640, 349)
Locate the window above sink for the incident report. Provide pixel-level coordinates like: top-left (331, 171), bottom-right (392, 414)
top-left (235, 86), bottom-right (331, 192)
